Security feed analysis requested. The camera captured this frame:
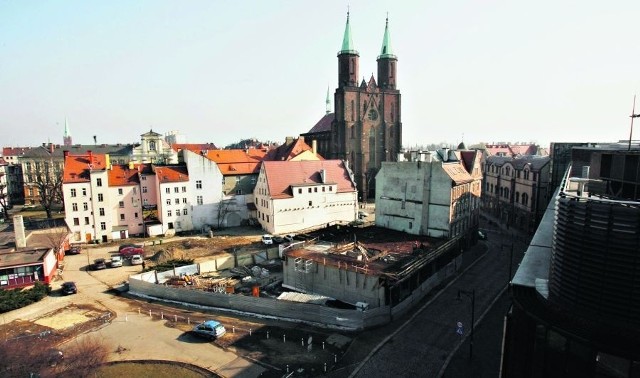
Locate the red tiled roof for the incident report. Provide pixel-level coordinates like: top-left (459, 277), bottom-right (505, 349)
top-left (264, 137), bottom-right (320, 161)
top-left (262, 160), bottom-right (356, 198)
top-left (306, 113), bottom-right (334, 134)
top-left (2, 147), bottom-right (31, 156)
top-left (108, 164), bottom-right (140, 187)
top-left (172, 143), bottom-right (218, 153)
top-left (154, 166), bottom-right (189, 183)
top-left (485, 144), bottom-right (538, 157)
top-left (63, 153), bottom-right (107, 183)
top-left (0, 157), bottom-right (7, 166)
top-left (442, 162), bottom-right (474, 185)
top-left (205, 149), bottom-right (265, 175)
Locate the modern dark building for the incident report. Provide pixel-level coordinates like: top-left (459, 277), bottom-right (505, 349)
top-left (303, 13), bottom-right (402, 202)
top-left (502, 143), bottom-right (640, 378)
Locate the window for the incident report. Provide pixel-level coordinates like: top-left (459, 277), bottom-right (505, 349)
top-left (314, 188), bottom-right (318, 193)
top-left (329, 186), bottom-right (333, 191)
top-left (142, 186), bottom-right (148, 193)
top-left (83, 202), bottom-right (88, 211)
top-left (141, 176), bottom-right (146, 181)
top-left (118, 188), bottom-right (123, 195)
top-left (322, 187), bottom-right (326, 192)
top-left (182, 198), bottom-right (187, 204)
top-left (72, 203), bottom-right (78, 211)
top-left (308, 201), bottom-right (313, 206)
top-left (167, 210), bottom-right (172, 217)
top-left (134, 212), bottom-right (139, 218)
top-left (174, 187), bottom-right (179, 193)
top-left (82, 188), bottom-right (87, 196)
top-left (99, 208), bottom-right (105, 216)
top-left (120, 214), bottom-right (125, 221)
top-left (73, 218), bottom-right (79, 226)
top-left (197, 196), bottom-right (203, 205)
top-left (515, 192), bottom-right (520, 203)
top-left (166, 199), bottom-right (171, 205)
top-left (196, 180), bottom-right (202, 189)
top-left (183, 209), bottom-right (188, 215)
top-left (100, 222), bottom-right (106, 230)
top-left (308, 188), bottom-right (312, 193)
top-left (84, 217), bottom-right (90, 225)
top-left (96, 178), bottom-right (102, 187)
top-left (165, 188), bottom-right (170, 194)
top-left (133, 187), bottom-right (137, 194)
top-left (182, 186), bottom-right (186, 192)
top-left (119, 201), bottom-right (124, 208)
top-left (70, 188), bottom-right (77, 197)
top-left (298, 189), bottom-right (302, 194)
top-left (175, 198), bottom-right (180, 205)
top-left (97, 193), bottom-right (103, 202)
top-left (236, 189), bottom-right (242, 195)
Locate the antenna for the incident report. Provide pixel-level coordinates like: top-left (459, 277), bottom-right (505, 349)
top-left (630, 95), bottom-right (640, 151)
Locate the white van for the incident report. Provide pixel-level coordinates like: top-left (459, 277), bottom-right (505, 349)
top-left (261, 234), bottom-right (274, 245)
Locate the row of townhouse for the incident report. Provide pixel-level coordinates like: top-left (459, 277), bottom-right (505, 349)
top-left (482, 154), bottom-right (551, 234)
top-left (62, 136), bottom-right (359, 243)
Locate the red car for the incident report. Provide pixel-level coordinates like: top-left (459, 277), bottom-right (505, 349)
top-left (118, 244), bottom-right (144, 258)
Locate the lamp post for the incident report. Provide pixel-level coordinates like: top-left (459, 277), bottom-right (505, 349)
top-left (457, 289), bottom-right (475, 360)
top-left (501, 242), bottom-right (514, 284)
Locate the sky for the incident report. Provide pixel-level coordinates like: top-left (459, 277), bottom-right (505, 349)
top-left (2, 0), bottom-right (640, 150)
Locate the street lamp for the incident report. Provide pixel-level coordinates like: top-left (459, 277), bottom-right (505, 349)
top-left (501, 242), bottom-right (514, 284)
top-left (457, 289), bottom-right (475, 360)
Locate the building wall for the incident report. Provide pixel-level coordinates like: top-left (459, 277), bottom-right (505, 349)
top-left (183, 150), bottom-right (223, 230)
top-left (109, 183), bottom-right (143, 237)
top-left (157, 180), bottom-right (193, 234)
top-left (281, 256), bottom-right (384, 308)
top-left (64, 182), bottom-right (95, 243)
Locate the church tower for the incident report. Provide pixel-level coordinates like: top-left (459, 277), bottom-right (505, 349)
top-left (330, 14), bottom-right (402, 201)
top-left (63, 117), bottom-right (72, 146)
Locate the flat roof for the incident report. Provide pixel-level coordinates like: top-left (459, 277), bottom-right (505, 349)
top-left (0, 248), bottom-right (51, 269)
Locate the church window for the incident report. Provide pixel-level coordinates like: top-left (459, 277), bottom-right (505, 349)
top-left (390, 62), bottom-right (394, 78)
top-left (368, 108), bottom-right (378, 121)
top-left (368, 128), bottom-right (376, 167)
top-left (149, 141), bottom-right (156, 151)
top-left (351, 100), bottom-right (354, 121)
top-left (350, 58), bottom-right (354, 75)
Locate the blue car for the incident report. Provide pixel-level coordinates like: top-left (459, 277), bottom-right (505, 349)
top-left (192, 320), bottom-right (226, 339)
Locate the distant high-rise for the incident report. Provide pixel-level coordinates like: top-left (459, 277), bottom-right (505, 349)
top-left (63, 118), bottom-right (72, 146)
top-left (303, 13), bottom-right (402, 201)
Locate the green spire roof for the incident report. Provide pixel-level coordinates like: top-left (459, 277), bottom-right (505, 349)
top-left (378, 16), bottom-right (396, 59)
top-left (64, 117), bottom-right (70, 137)
top-left (326, 85), bottom-right (331, 114)
top-left (339, 11), bottom-right (358, 55)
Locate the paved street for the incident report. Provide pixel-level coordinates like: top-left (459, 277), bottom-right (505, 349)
top-left (344, 220), bottom-right (527, 378)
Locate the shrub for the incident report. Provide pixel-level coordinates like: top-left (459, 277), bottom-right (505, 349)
top-left (0, 282), bottom-right (50, 313)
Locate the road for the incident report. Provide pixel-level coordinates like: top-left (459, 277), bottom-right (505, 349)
top-left (346, 222), bottom-right (527, 378)
top-left (4, 242), bottom-right (267, 378)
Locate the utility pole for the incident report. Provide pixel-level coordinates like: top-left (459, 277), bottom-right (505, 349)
top-left (457, 289), bottom-right (475, 360)
top-left (630, 95), bottom-right (640, 151)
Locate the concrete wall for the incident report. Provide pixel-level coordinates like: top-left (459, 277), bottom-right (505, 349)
top-left (183, 150), bottom-right (224, 231)
top-left (282, 258), bottom-right (384, 308)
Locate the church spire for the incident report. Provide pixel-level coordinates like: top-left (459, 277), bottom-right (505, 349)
top-left (326, 85), bottom-right (331, 114)
top-left (340, 10), bottom-right (358, 55)
top-left (378, 15), bottom-right (395, 59)
top-left (63, 117), bottom-right (73, 146)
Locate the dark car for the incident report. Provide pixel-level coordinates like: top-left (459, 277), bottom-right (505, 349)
top-left (61, 282), bottom-right (77, 295)
top-left (119, 244), bottom-right (144, 258)
top-left (92, 258), bottom-right (107, 270)
top-left (272, 236), bottom-right (285, 244)
top-left (66, 246), bottom-right (81, 255)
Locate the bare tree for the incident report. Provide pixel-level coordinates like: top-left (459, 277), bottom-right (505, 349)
top-left (43, 227), bottom-right (70, 254)
top-left (0, 173), bottom-right (9, 221)
top-left (216, 198), bottom-right (235, 229)
top-left (34, 160), bottom-right (64, 219)
top-left (53, 336), bottom-right (109, 377)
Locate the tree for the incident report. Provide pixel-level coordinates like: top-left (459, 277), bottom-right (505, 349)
top-left (216, 198), bottom-right (235, 229)
top-left (43, 227), bottom-right (70, 255)
top-left (34, 159), bottom-right (64, 219)
top-left (0, 172), bottom-right (9, 221)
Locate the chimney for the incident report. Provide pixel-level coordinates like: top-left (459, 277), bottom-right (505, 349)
top-left (320, 169), bottom-right (326, 183)
top-left (14, 215), bottom-right (26, 248)
top-left (285, 136), bottom-right (294, 146)
top-left (49, 144), bottom-right (54, 154)
top-left (312, 140), bottom-right (317, 155)
top-left (63, 150), bottom-right (69, 158)
top-left (87, 150), bottom-right (93, 163)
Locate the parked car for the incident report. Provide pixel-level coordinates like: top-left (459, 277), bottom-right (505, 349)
top-left (192, 320), bottom-right (226, 339)
top-left (284, 234), bottom-right (296, 242)
top-left (61, 281), bottom-right (77, 295)
top-left (119, 244), bottom-right (144, 258)
top-left (261, 234), bottom-right (273, 245)
top-left (66, 246), bottom-right (81, 255)
top-left (92, 258), bottom-right (107, 270)
top-left (130, 254), bottom-right (143, 265)
top-left (272, 236), bottom-right (284, 244)
top-left (110, 255), bottom-right (123, 268)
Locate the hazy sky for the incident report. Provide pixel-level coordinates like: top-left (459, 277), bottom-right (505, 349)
top-left (2, 1), bottom-right (639, 149)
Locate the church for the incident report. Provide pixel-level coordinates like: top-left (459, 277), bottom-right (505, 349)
top-left (302, 13), bottom-right (402, 202)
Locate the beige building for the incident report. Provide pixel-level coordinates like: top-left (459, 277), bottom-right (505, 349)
top-left (482, 155), bottom-right (551, 233)
top-left (254, 160), bottom-right (358, 235)
top-left (375, 149), bottom-right (483, 244)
